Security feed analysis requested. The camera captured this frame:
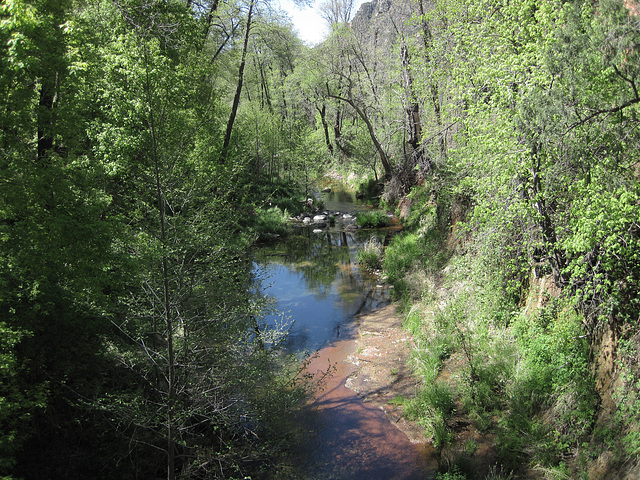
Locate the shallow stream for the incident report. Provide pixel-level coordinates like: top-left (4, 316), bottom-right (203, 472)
top-left (252, 190), bottom-right (433, 479)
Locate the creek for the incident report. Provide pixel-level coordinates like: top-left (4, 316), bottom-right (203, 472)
top-left (252, 189), bottom-right (433, 480)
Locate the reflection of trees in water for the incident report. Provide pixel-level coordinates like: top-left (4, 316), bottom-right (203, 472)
top-left (256, 230), bottom-right (357, 295)
top-left (325, 189), bottom-right (356, 204)
top-left (253, 227), bottom-right (392, 309)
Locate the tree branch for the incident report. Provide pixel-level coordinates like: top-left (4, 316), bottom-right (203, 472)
top-left (565, 95), bottom-right (640, 133)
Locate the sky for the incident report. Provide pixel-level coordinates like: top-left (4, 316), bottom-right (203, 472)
top-left (278, 0), bottom-right (368, 45)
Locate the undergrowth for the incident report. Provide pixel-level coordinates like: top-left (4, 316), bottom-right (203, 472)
top-left (355, 210), bottom-right (390, 228)
top-left (252, 206), bottom-right (291, 239)
top-left (356, 237), bottom-right (383, 271)
top-left (382, 182), bottom-right (605, 478)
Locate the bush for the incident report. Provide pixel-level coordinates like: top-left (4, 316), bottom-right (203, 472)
top-left (252, 207), bottom-right (291, 238)
top-left (494, 304), bottom-right (597, 471)
top-left (356, 238), bottom-right (383, 271)
top-left (252, 179), bottom-right (306, 216)
top-left (355, 210), bottom-right (390, 228)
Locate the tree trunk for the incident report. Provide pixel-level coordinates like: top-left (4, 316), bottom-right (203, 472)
top-left (317, 104), bottom-right (334, 153)
top-left (400, 40), bottom-right (421, 150)
top-left (142, 44), bottom-right (177, 480)
top-left (417, 0), bottom-right (445, 157)
top-left (202, 0), bottom-right (220, 42)
top-left (529, 143), bottom-right (567, 287)
top-left (327, 92), bottom-right (392, 178)
top-left (220, 0), bottom-right (255, 163)
top-left (37, 73), bottom-right (58, 165)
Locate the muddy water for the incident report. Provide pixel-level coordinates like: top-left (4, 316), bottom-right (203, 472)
top-left (253, 190), bottom-right (433, 479)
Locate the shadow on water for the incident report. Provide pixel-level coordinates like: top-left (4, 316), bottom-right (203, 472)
top-left (297, 336), bottom-right (436, 480)
top-left (252, 191), bottom-right (435, 479)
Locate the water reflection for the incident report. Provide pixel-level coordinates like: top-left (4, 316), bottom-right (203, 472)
top-left (251, 200), bottom-right (433, 480)
top-left (252, 228), bottom-right (388, 354)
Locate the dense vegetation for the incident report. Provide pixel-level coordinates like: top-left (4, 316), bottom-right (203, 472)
top-left (1, 0), bottom-right (639, 478)
top-left (374, 0), bottom-right (640, 478)
top-left (1, 0), bottom-right (312, 478)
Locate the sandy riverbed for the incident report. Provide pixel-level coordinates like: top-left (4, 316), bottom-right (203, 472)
top-left (346, 303), bottom-right (431, 445)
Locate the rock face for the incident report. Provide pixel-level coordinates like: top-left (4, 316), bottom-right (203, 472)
top-left (350, 0), bottom-right (416, 49)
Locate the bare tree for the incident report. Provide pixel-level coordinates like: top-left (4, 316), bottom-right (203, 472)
top-left (319, 0), bottom-right (355, 27)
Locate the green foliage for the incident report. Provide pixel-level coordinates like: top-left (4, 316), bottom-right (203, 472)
top-left (406, 381), bottom-right (454, 419)
top-left (401, 184), bottom-right (438, 231)
top-left (560, 180), bottom-right (640, 327)
top-left (355, 210), bottom-right (390, 228)
top-left (0, 324), bottom-right (46, 474)
top-left (356, 237), bottom-right (384, 271)
top-left (496, 304), bottom-right (597, 469)
top-left (357, 178), bottom-right (383, 203)
top-left (382, 232), bottom-right (423, 285)
top-left (411, 329), bottom-right (454, 385)
top-left (252, 179), bottom-right (307, 216)
top-left (0, 0), bottom-right (316, 476)
top-left (382, 186), bottom-right (448, 308)
top-left (435, 466), bottom-right (468, 480)
top-left (253, 206), bottom-right (292, 239)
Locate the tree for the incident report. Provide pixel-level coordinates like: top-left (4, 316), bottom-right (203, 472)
top-left (319, 26), bottom-right (395, 178)
top-left (1, 0), bottom-right (122, 474)
top-left (77, 1), bottom-right (309, 477)
top-left (319, 0), bottom-right (355, 27)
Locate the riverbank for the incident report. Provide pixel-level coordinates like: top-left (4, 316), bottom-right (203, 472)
top-left (345, 300), bottom-right (501, 479)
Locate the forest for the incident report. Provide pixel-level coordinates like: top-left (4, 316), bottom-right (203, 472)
top-left (1, 0), bottom-right (639, 478)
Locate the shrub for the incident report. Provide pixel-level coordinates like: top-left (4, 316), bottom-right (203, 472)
top-left (356, 238), bottom-right (383, 271)
top-left (252, 207), bottom-right (291, 238)
top-left (495, 304), bottom-right (597, 470)
top-left (355, 210), bottom-right (390, 228)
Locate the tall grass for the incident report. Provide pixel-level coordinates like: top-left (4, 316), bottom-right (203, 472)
top-left (355, 210), bottom-right (390, 228)
top-left (356, 238), bottom-right (383, 271)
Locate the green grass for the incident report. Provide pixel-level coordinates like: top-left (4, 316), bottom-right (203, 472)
top-left (355, 210), bottom-right (390, 228)
top-left (356, 238), bottom-right (383, 271)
